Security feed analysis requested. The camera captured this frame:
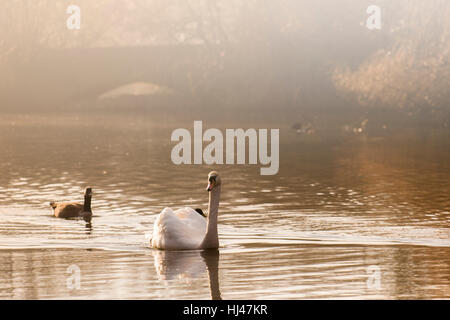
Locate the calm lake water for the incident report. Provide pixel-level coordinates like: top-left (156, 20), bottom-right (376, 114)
top-left (0, 112), bottom-right (449, 299)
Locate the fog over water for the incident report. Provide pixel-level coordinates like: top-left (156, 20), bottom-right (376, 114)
top-left (0, 1), bottom-right (449, 299)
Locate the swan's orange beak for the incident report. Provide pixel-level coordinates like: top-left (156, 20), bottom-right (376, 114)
top-left (206, 182), bottom-right (214, 191)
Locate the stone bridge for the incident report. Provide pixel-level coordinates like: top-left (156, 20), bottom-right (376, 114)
top-left (2, 45), bottom-right (221, 109)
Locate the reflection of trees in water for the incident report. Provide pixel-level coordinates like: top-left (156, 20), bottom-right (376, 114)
top-left (331, 135), bottom-right (450, 225)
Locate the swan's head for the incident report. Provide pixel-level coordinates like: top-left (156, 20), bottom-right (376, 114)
top-left (206, 171), bottom-right (221, 192)
top-left (84, 187), bottom-right (93, 197)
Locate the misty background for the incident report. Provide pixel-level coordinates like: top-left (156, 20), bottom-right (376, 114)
top-left (0, 1), bottom-right (449, 300)
top-left (0, 0), bottom-right (449, 131)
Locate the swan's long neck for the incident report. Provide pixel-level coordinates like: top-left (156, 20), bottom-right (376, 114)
top-left (83, 195), bottom-right (92, 212)
top-left (201, 185), bottom-right (221, 249)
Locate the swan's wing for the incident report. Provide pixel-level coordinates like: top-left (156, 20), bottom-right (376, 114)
top-left (174, 207), bottom-right (207, 230)
top-left (151, 207), bottom-right (205, 250)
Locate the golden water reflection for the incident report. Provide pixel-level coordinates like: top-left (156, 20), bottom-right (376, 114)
top-left (0, 113), bottom-right (448, 299)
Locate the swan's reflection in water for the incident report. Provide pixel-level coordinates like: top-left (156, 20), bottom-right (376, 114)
top-left (152, 249), bottom-right (222, 300)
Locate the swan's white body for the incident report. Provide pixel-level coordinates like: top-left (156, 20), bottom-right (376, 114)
top-left (150, 171), bottom-right (221, 250)
top-left (151, 207), bottom-right (207, 250)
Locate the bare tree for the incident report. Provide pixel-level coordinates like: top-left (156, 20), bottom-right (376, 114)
top-left (333, 0), bottom-right (450, 110)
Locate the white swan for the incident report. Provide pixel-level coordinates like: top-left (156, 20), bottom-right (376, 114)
top-left (150, 171), bottom-right (222, 250)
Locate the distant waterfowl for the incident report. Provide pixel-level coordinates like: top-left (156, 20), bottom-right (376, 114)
top-left (50, 188), bottom-right (93, 222)
top-left (150, 171), bottom-right (222, 250)
top-left (292, 122), bottom-right (314, 135)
